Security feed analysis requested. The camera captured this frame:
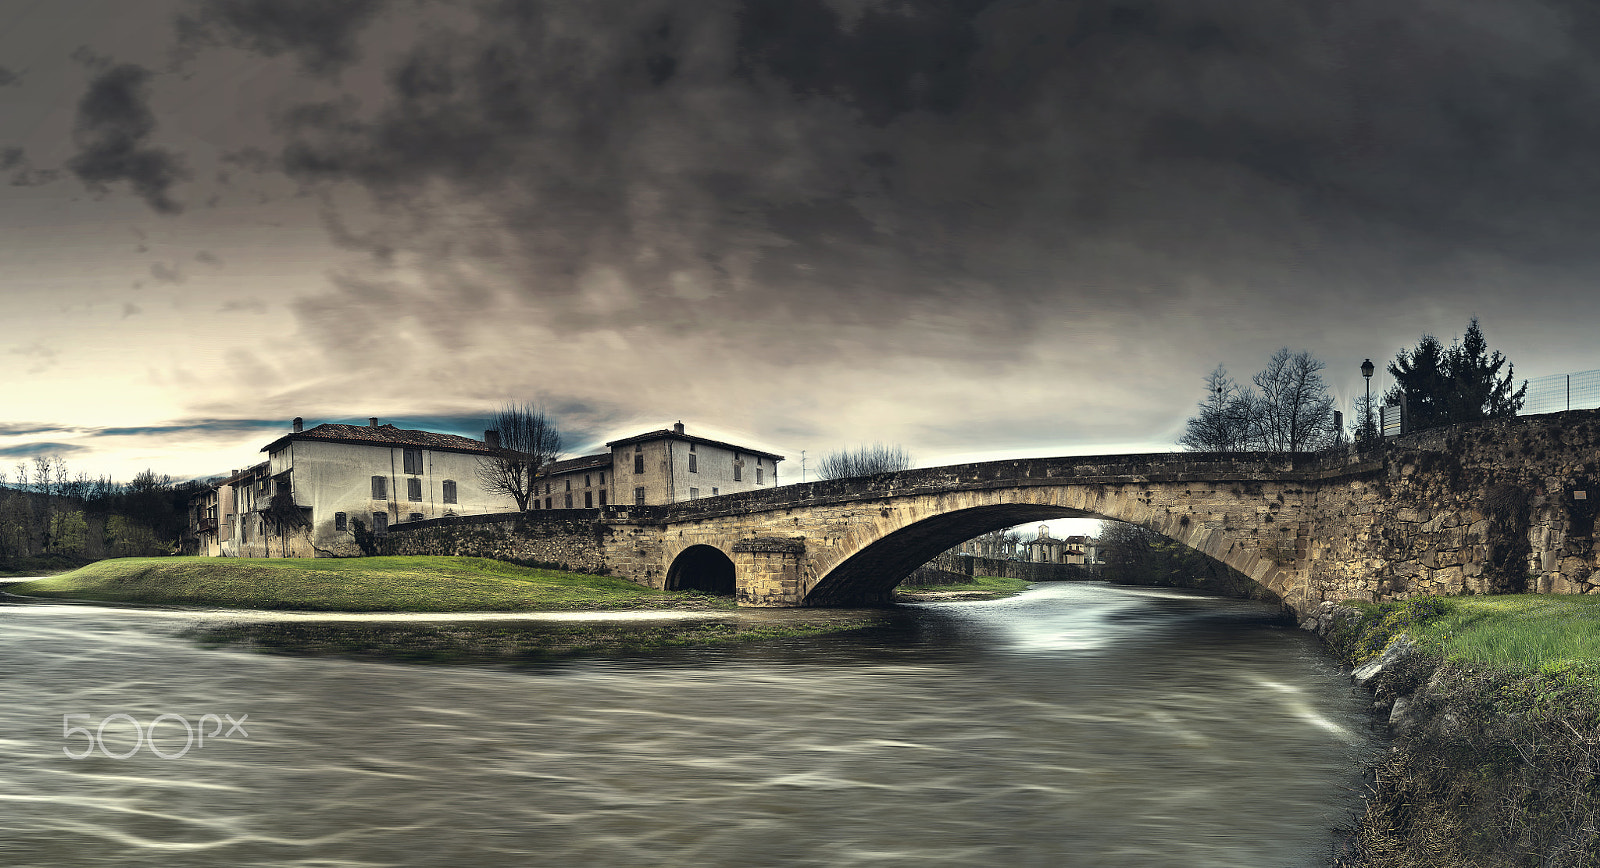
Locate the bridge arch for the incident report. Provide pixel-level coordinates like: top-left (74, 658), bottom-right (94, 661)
top-left (667, 544), bottom-right (737, 595)
top-left (803, 503), bottom-right (1097, 605)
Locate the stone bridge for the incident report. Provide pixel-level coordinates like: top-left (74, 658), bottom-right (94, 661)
top-left (387, 410), bottom-right (1600, 618)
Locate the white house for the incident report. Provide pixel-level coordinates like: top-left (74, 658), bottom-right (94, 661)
top-left (196, 417), bottom-right (517, 557)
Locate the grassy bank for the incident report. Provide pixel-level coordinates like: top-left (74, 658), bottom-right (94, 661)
top-left (1324, 595), bottom-right (1600, 868)
top-left (0, 555), bottom-right (95, 578)
top-left (6, 556), bottom-right (733, 611)
top-left (184, 616), bottom-right (887, 666)
top-left (896, 574), bottom-right (1030, 600)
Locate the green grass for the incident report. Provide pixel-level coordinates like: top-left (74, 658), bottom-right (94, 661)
top-left (6, 556), bottom-right (734, 612)
top-left (1342, 593), bottom-right (1600, 676)
top-left (897, 574), bottom-right (1031, 597)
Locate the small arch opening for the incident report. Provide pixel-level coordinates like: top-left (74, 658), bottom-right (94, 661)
top-left (667, 544), bottom-right (736, 595)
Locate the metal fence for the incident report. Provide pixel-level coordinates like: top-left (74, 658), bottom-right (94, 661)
top-left (1522, 369), bottom-right (1600, 416)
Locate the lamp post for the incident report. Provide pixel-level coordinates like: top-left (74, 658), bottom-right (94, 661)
top-left (1361, 358), bottom-right (1375, 443)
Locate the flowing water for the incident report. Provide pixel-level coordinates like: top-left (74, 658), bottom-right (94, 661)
top-left (0, 583), bottom-right (1377, 867)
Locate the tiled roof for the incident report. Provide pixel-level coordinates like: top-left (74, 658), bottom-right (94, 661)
top-left (261, 423), bottom-right (495, 455)
top-left (604, 429), bottom-right (784, 461)
top-left (539, 452), bottom-right (613, 476)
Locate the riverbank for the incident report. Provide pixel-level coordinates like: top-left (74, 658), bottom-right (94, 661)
top-left (894, 573), bottom-right (1031, 602)
top-left (1303, 595), bottom-right (1600, 867)
top-left (6, 555), bottom-right (736, 611)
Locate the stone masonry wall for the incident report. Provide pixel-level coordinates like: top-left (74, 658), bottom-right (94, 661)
top-left (1304, 410), bottom-right (1600, 603)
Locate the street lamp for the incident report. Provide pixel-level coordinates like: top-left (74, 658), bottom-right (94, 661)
top-left (1361, 358), bottom-right (1375, 442)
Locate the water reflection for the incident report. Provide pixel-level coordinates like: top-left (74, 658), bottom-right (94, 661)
top-left (0, 582), bottom-right (1373, 867)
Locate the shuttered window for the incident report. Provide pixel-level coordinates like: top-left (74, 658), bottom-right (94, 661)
top-left (371, 476), bottom-right (386, 499)
top-left (442, 480), bottom-right (457, 504)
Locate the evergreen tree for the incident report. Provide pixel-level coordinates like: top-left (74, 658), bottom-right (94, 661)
top-left (1386, 319), bottom-right (1525, 432)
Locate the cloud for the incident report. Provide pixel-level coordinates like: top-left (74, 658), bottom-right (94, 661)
top-left (2, 146), bottom-right (64, 187)
top-left (0, 442), bottom-right (89, 459)
top-left (149, 261), bottom-right (185, 283)
top-left (121, 302), bottom-right (143, 318)
top-left (195, 249), bottom-right (224, 266)
top-left (0, 423), bottom-right (77, 437)
top-left (8, 342), bottom-right (59, 375)
top-left (0, 65), bottom-right (19, 87)
top-left (66, 63), bottom-right (189, 214)
top-left (176, 0), bottom-right (390, 76)
top-left (219, 298), bottom-right (266, 313)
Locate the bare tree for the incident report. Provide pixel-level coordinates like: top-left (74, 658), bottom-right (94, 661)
top-left (1179, 365), bottom-right (1257, 452)
top-left (1253, 348), bottom-right (1338, 453)
top-left (476, 403), bottom-right (562, 511)
top-left (813, 443), bottom-right (914, 480)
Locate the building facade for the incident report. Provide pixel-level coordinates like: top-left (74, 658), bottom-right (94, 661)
top-left (529, 422), bottom-right (783, 510)
top-left (194, 418), bottom-right (517, 557)
top-left (191, 418), bottom-right (784, 557)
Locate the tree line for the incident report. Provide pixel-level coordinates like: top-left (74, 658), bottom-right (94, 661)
top-left (1181, 318), bottom-right (1526, 453)
top-left (0, 457), bottom-right (200, 567)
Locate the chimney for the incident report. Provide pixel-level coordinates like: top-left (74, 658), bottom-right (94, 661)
top-left (292, 417), bottom-right (303, 433)
top-left (369, 417), bottom-right (379, 428)
top-left (485, 430), bottom-right (501, 449)
top-left (673, 421), bottom-right (685, 435)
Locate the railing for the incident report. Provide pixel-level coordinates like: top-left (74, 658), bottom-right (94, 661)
top-left (1522, 369), bottom-right (1600, 415)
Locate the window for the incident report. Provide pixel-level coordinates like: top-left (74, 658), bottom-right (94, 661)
top-left (545, 497), bottom-right (552, 510)
top-left (584, 491), bottom-right (593, 508)
top-left (407, 478), bottom-right (422, 501)
top-left (733, 461), bottom-right (742, 482)
top-left (564, 493), bottom-right (573, 508)
top-left (335, 512), bottom-right (347, 531)
top-left (403, 448), bottom-right (423, 474)
top-left (598, 489), bottom-right (607, 507)
top-left (634, 452), bottom-right (644, 474)
top-left (442, 480), bottom-right (457, 504)
top-left (688, 453), bottom-right (697, 472)
top-left (585, 474), bottom-right (591, 487)
top-left (408, 512), bottom-right (423, 522)
top-left (711, 488), bottom-right (718, 496)
top-left (689, 487), bottom-right (699, 499)
top-left (598, 471), bottom-right (605, 485)
top-left (634, 487), bottom-right (646, 505)
top-left (532, 500), bottom-right (540, 510)
top-left (545, 483), bottom-right (551, 495)
top-left (565, 479), bottom-right (571, 491)
top-left (371, 476), bottom-right (387, 499)
top-left (372, 512), bottom-right (388, 534)
top-left (757, 467), bottom-right (763, 484)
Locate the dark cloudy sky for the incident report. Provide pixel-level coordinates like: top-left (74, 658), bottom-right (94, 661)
top-left (2, 0), bottom-right (1596, 483)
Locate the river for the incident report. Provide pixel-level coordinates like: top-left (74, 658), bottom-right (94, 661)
top-left (0, 582), bottom-right (1376, 867)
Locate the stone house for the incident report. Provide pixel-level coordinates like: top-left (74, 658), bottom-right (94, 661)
top-left (528, 421), bottom-right (784, 509)
top-left (194, 418), bottom-right (517, 557)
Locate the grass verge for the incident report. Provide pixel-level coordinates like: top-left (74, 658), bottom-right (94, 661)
top-left (895, 574), bottom-right (1030, 600)
top-left (183, 617), bottom-right (888, 666)
top-left (6, 556), bottom-right (735, 611)
top-left (1325, 595), bottom-right (1600, 868)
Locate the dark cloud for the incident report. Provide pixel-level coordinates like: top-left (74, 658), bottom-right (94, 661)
top-left (2, 146), bottom-right (64, 187)
top-left (176, 0), bottom-right (390, 76)
top-left (0, 423), bottom-right (76, 437)
top-left (0, 65), bottom-right (19, 86)
top-left (194, 249), bottom-right (223, 265)
top-left (66, 63), bottom-right (189, 214)
top-left (233, 0), bottom-right (1600, 374)
top-left (93, 419), bottom-right (291, 438)
top-left (121, 302), bottom-right (143, 318)
top-left (0, 442), bottom-right (89, 459)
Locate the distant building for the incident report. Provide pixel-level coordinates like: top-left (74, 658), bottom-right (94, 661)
top-left (190, 418), bottom-right (784, 557)
top-left (529, 421), bottom-right (783, 509)
top-left (1022, 525), bottom-right (1098, 565)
